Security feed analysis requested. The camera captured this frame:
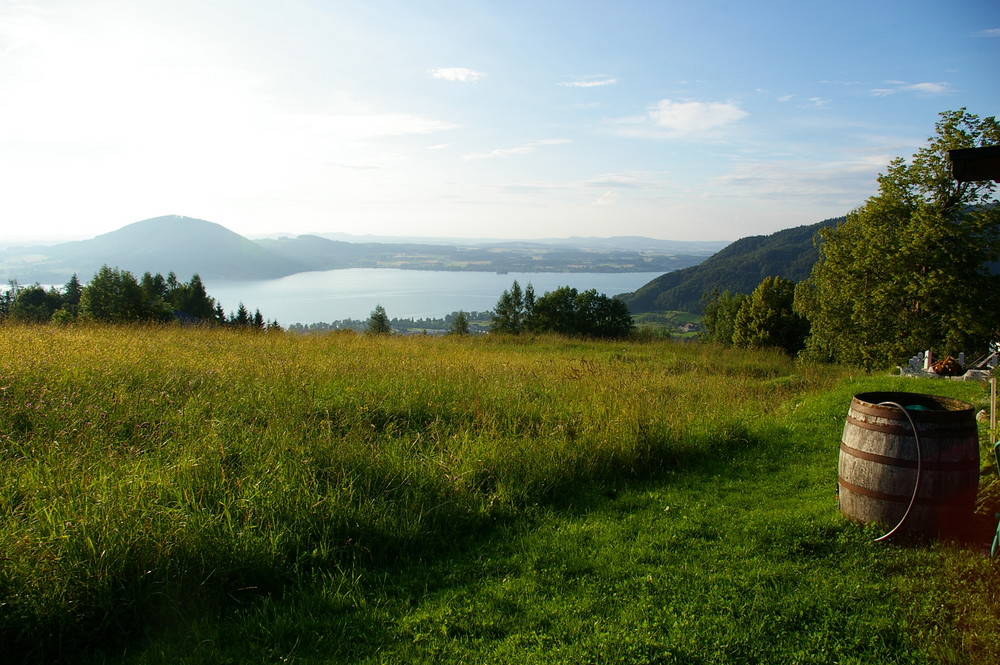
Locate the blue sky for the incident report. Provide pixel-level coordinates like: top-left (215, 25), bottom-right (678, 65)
top-left (1, 0), bottom-right (997, 242)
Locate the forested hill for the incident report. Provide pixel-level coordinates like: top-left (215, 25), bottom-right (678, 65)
top-left (619, 217), bottom-right (844, 314)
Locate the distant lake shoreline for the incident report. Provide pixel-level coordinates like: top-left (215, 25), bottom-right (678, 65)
top-left (203, 268), bottom-right (664, 325)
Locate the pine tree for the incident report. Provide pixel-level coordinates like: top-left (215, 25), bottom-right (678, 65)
top-left (366, 304), bottom-right (392, 334)
top-left (450, 310), bottom-right (470, 335)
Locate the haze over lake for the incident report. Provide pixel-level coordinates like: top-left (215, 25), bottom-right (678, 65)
top-left (203, 269), bottom-right (664, 325)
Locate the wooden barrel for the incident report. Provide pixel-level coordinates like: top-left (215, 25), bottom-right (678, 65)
top-left (838, 391), bottom-right (980, 537)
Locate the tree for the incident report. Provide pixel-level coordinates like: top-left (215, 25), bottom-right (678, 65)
top-left (796, 109), bottom-right (1000, 369)
top-left (731, 276), bottom-right (808, 354)
top-left (0, 280), bottom-right (18, 321)
top-left (366, 304), bottom-right (392, 334)
top-left (214, 303), bottom-right (227, 326)
top-left (450, 310), bottom-right (470, 335)
top-left (574, 289), bottom-right (634, 338)
top-left (79, 265), bottom-right (145, 322)
top-left (530, 286), bottom-right (578, 335)
top-left (61, 274), bottom-right (83, 315)
top-left (138, 272), bottom-right (174, 323)
top-left (232, 303), bottom-right (251, 327)
top-left (170, 274), bottom-right (216, 321)
top-left (701, 288), bottom-right (747, 345)
top-left (526, 286), bottom-right (634, 338)
top-left (491, 280), bottom-right (530, 334)
top-left (9, 284), bottom-right (62, 323)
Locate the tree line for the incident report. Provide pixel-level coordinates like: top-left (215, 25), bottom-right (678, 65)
top-left (702, 109), bottom-right (1000, 370)
top-left (490, 281), bottom-right (634, 338)
top-left (349, 283), bottom-right (634, 339)
top-left (0, 265), bottom-right (279, 329)
top-left (286, 311), bottom-right (494, 335)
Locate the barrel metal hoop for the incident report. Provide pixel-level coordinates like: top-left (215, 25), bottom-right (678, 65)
top-left (839, 441), bottom-right (981, 471)
top-left (845, 414), bottom-right (979, 439)
top-left (849, 400), bottom-right (972, 424)
top-left (837, 476), bottom-right (940, 506)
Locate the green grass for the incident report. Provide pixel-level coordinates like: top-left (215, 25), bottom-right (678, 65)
top-left (0, 325), bottom-right (997, 663)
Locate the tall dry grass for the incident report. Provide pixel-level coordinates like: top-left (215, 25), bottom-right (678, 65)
top-left (0, 324), bottom-right (850, 657)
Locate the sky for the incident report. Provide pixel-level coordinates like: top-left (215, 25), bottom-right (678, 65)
top-left (1, 0), bottom-right (998, 243)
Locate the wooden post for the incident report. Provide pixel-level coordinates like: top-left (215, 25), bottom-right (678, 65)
top-left (990, 375), bottom-right (997, 435)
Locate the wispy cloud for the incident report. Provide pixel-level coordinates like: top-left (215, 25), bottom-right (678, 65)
top-left (871, 80), bottom-right (952, 96)
top-left (462, 139), bottom-right (570, 161)
top-left (976, 28), bottom-right (1000, 37)
top-left (609, 99), bottom-right (747, 139)
top-left (592, 190), bottom-right (622, 206)
top-left (712, 156), bottom-right (886, 203)
top-left (429, 67), bottom-right (486, 82)
top-left (558, 76), bottom-right (619, 88)
top-left (651, 100), bottom-right (747, 132)
top-left (295, 113), bottom-right (458, 140)
top-left (582, 173), bottom-right (653, 189)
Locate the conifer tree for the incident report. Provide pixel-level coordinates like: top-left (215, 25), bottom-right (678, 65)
top-left (366, 304), bottom-right (392, 334)
top-left (450, 310), bottom-right (470, 335)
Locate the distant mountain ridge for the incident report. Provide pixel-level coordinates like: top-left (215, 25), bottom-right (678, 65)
top-left (42, 216), bottom-right (303, 280)
top-left (0, 216), bottom-right (725, 284)
top-left (619, 217), bottom-right (844, 314)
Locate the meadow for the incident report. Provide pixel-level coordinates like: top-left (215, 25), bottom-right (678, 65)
top-left (0, 325), bottom-right (997, 663)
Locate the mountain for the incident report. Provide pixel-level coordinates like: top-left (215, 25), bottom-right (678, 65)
top-left (304, 232), bottom-right (731, 254)
top-left (619, 217), bottom-right (844, 314)
top-left (257, 234), bottom-right (726, 272)
top-left (0, 215), bottom-right (725, 284)
top-left (33, 216), bottom-right (306, 281)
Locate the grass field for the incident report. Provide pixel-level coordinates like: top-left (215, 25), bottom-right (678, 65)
top-left (0, 325), bottom-right (997, 663)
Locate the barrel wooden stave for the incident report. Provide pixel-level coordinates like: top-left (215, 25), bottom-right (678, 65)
top-left (837, 391), bottom-right (979, 536)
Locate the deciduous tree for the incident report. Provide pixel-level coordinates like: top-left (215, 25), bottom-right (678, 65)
top-left (701, 289), bottom-right (746, 345)
top-left (79, 265), bottom-right (145, 322)
top-left (796, 109), bottom-right (1000, 369)
top-left (731, 276), bottom-right (808, 354)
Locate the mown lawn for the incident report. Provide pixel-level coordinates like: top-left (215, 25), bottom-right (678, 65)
top-left (0, 326), bottom-right (997, 663)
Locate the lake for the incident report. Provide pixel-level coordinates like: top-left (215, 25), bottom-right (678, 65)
top-left (203, 269), bottom-right (663, 325)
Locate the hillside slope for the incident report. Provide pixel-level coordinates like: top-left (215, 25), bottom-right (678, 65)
top-left (620, 217), bottom-right (843, 314)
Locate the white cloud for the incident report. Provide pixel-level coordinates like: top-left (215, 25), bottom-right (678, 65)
top-left (558, 76), bottom-right (619, 88)
top-left (976, 28), bottom-right (1000, 37)
top-left (592, 190), bottom-right (622, 206)
top-left (871, 80), bottom-right (952, 96)
top-left (777, 94), bottom-right (794, 103)
top-left (583, 173), bottom-right (652, 189)
top-left (651, 100), bottom-right (747, 132)
top-left (904, 82), bottom-right (951, 94)
top-left (429, 67), bottom-right (486, 82)
top-left (609, 99), bottom-right (747, 139)
top-left (462, 139), bottom-right (570, 161)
